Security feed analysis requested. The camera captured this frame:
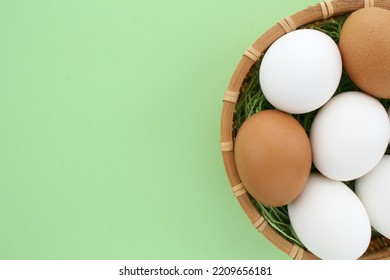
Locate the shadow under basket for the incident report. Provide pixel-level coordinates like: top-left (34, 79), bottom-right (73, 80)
top-left (220, 0), bottom-right (390, 260)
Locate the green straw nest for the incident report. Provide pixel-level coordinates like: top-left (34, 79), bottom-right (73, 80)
top-left (233, 14), bottom-right (390, 249)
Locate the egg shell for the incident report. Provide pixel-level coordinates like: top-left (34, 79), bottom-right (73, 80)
top-left (339, 7), bottom-right (390, 99)
top-left (259, 29), bottom-right (342, 114)
top-left (288, 173), bottom-right (371, 260)
top-left (356, 155), bottom-right (390, 239)
top-left (234, 110), bottom-right (312, 207)
top-left (310, 91), bottom-right (390, 181)
top-left (388, 107), bottom-right (390, 143)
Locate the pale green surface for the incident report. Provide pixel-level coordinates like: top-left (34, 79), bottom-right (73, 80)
top-left (0, 0), bottom-right (318, 259)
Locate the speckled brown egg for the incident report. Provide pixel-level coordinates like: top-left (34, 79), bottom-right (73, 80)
top-left (339, 7), bottom-right (390, 99)
top-left (234, 110), bottom-right (312, 207)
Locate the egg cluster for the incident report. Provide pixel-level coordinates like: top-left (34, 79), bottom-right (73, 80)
top-left (234, 7), bottom-right (390, 260)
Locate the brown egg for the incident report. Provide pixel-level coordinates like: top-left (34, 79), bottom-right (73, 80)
top-left (234, 110), bottom-right (312, 207)
top-left (339, 7), bottom-right (390, 99)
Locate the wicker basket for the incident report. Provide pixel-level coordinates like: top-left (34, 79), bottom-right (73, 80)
top-left (220, 0), bottom-right (390, 260)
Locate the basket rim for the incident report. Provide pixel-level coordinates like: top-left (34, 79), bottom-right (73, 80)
top-left (220, 0), bottom-right (390, 260)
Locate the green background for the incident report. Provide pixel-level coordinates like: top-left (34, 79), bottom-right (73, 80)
top-left (0, 0), bottom-right (318, 259)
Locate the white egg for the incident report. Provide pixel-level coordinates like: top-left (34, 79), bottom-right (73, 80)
top-left (356, 155), bottom-right (390, 239)
top-left (259, 29), bottom-right (342, 114)
top-left (388, 107), bottom-right (390, 143)
top-left (288, 173), bottom-right (371, 260)
top-left (310, 91), bottom-right (390, 181)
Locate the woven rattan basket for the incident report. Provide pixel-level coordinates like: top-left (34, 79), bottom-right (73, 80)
top-left (220, 0), bottom-right (390, 260)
